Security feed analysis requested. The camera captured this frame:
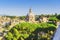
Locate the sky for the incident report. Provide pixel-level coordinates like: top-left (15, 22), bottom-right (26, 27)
top-left (0, 0), bottom-right (60, 16)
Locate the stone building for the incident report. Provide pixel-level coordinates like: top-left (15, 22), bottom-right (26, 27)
top-left (39, 16), bottom-right (48, 23)
top-left (26, 8), bottom-right (35, 23)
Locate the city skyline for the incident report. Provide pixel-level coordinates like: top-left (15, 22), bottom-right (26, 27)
top-left (0, 0), bottom-right (60, 16)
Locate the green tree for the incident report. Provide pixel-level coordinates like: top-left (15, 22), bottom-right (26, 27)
top-left (20, 16), bottom-right (26, 20)
top-left (12, 28), bottom-right (20, 39)
top-left (49, 17), bottom-right (57, 21)
top-left (5, 32), bottom-right (13, 40)
top-left (57, 14), bottom-right (60, 20)
top-left (13, 37), bottom-right (17, 40)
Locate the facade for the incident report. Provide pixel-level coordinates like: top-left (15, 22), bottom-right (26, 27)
top-left (39, 17), bottom-right (48, 22)
top-left (26, 8), bottom-right (35, 23)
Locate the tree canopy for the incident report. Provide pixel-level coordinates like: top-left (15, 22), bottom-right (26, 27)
top-left (5, 22), bottom-right (56, 40)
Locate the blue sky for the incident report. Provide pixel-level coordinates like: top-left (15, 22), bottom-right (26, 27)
top-left (0, 0), bottom-right (60, 16)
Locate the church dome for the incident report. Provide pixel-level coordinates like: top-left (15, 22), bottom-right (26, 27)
top-left (26, 8), bottom-right (35, 23)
